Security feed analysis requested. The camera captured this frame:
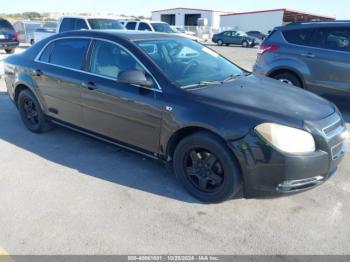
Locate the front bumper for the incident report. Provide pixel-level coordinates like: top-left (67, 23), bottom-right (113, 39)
top-left (229, 113), bottom-right (346, 198)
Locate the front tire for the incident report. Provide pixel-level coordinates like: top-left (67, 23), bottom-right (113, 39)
top-left (217, 39), bottom-right (223, 46)
top-left (173, 132), bottom-right (241, 203)
top-left (273, 72), bottom-right (302, 87)
top-left (18, 89), bottom-right (53, 133)
top-left (5, 48), bottom-right (15, 54)
top-left (241, 41), bottom-right (249, 48)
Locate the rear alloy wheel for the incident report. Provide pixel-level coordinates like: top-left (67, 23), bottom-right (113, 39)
top-left (217, 40), bottom-right (224, 46)
top-left (5, 48), bottom-right (15, 54)
top-left (241, 41), bottom-right (249, 48)
top-left (18, 89), bottom-right (53, 133)
top-left (173, 132), bottom-right (241, 203)
top-left (273, 72), bottom-right (302, 88)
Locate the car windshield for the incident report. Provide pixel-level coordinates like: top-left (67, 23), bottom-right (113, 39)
top-left (43, 22), bottom-right (57, 29)
top-left (88, 19), bottom-right (124, 30)
top-left (136, 38), bottom-right (244, 88)
top-left (151, 23), bottom-right (176, 33)
top-left (25, 23), bottom-right (41, 33)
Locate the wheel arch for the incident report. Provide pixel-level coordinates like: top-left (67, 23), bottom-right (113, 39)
top-left (267, 67), bottom-right (305, 88)
top-left (13, 82), bottom-right (44, 111)
top-left (166, 126), bottom-right (232, 161)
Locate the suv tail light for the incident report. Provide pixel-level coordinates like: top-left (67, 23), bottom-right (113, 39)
top-left (258, 45), bottom-right (280, 55)
top-left (13, 32), bottom-right (19, 41)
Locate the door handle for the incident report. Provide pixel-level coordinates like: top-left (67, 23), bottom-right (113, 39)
top-left (301, 53), bottom-right (316, 58)
top-left (82, 81), bottom-right (98, 91)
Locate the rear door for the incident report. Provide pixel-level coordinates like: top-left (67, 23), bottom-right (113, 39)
top-left (34, 38), bottom-right (91, 126)
top-left (307, 27), bottom-right (350, 104)
top-left (283, 27), bottom-right (350, 104)
top-left (81, 39), bottom-right (163, 153)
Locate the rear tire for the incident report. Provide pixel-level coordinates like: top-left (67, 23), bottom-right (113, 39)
top-left (217, 40), bottom-right (223, 46)
top-left (18, 89), bottom-right (53, 133)
top-left (173, 131), bottom-right (241, 203)
top-left (30, 39), bottom-right (35, 45)
top-left (273, 72), bottom-right (302, 87)
top-left (5, 48), bottom-right (15, 54)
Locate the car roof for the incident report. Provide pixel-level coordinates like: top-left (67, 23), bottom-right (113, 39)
top-left (276, 21), bottom-right (350, 31)
top-left (53, 29), bottom-right (184, 41)
top-left (60, 15), bottom-right (119, 20)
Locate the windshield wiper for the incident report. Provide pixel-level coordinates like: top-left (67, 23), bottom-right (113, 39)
top-left (223, 73), bottom-right (243, 82)
top-left (182, 80), bottom-right (222, 89)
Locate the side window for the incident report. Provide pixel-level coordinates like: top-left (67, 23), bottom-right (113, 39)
top-left (49, 39), bottom-right (90, 69)
top-left (126, 22), bottom-right (137, 30)
top-left (89, 40), bottom-right (144, 79)
top-left (59, 18), bottom-right (75, 33)
top-left (39, 42), bottom-right (55, 63)
top-left (75, 19), bottom-right (89, 30)
top-left (223, 31), bottom-right (232, 36)
top-left (283, 29), bottom-right (314, 46)
top-left (324, 28), bottom-right (350, 52)
top-left (138, 22), bottom-right (152, 31)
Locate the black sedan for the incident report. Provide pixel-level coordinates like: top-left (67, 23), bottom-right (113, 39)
top-left (212, 31), bottom-right (258, 47)
top-left (4, 30), bottom-right (347, 203)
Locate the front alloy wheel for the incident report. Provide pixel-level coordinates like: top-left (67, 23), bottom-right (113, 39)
top-left (185, 149), bottom-right (224, 192)
top-left (173, 132), bottom-right (241, 203)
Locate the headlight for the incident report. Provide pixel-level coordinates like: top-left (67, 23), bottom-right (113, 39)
top-left (255, 123), bottom-right (316, 154)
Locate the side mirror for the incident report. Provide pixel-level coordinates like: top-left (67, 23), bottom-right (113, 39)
top-left (118, 70), bottom-right (153, 88)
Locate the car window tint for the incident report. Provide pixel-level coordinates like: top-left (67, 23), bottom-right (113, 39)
top-left (89, 40), bottom-right (144, 79)
top-left (39, 42), bottom-right (55, 63)
top-left (283, 29), bottom-right (313, 46)
top-left (324, 28), bottom-right (350, 52)
top-left (75, 19), bottom-right (89, 30)
top-left (126, 22), bottom-right (136, 30)
top-left (0, 19), bottom-right (14, 33)
top-left (49, 39), bottom-right (90, 69)
top-left (138, 22), bottom-right (152, 31)
top-left (223, 31), bottom-right (231, 36)
top-left (59, 18), bottom-right (75, 32)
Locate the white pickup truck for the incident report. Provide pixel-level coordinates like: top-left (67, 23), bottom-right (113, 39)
top-left (32, 16), bottom-right (125, 44)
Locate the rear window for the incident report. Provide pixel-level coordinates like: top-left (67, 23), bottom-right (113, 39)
top-left (282, 29), bottom-right (314, 46)
top-left (126, 22), bottom-right (137, 30)
top-left (41, 38), bottom-right (90, 70)
top-left (59, 18), bottom-right (75, 33)
top-left (0, 19), bottom-right (14, 32)
top-left (88, 19), bottom-right (123, 30)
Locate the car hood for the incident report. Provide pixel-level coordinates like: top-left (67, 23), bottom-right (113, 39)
top-left (190, 74), bottom-right (335, 125)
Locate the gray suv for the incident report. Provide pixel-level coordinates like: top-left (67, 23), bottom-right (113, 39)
top-left (253, 22), bottom-right (350, 105)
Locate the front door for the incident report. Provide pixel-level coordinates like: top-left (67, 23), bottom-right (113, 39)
top-left (81, 40), bottom-right (163, 153)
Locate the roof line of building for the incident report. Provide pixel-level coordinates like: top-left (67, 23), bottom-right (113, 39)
top-left (152, 7), bottom-right (231, 14)
top-left (220, 8), bottom-right (335, 19)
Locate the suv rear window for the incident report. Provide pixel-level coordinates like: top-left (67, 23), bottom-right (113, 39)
top-left (0, 19), bottom-right (14, 33)
top-left (283, 29), bottom-right (314, 46)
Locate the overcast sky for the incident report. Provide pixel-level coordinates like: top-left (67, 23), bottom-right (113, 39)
top-left (1, 0), bottom-right (348, 19)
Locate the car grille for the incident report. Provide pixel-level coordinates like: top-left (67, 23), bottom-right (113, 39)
top-left (306, 112), bottom-right (346, 162)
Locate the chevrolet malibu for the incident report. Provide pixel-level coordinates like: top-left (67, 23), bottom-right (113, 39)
top-left (4, 30), bottom-right (347, 203)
